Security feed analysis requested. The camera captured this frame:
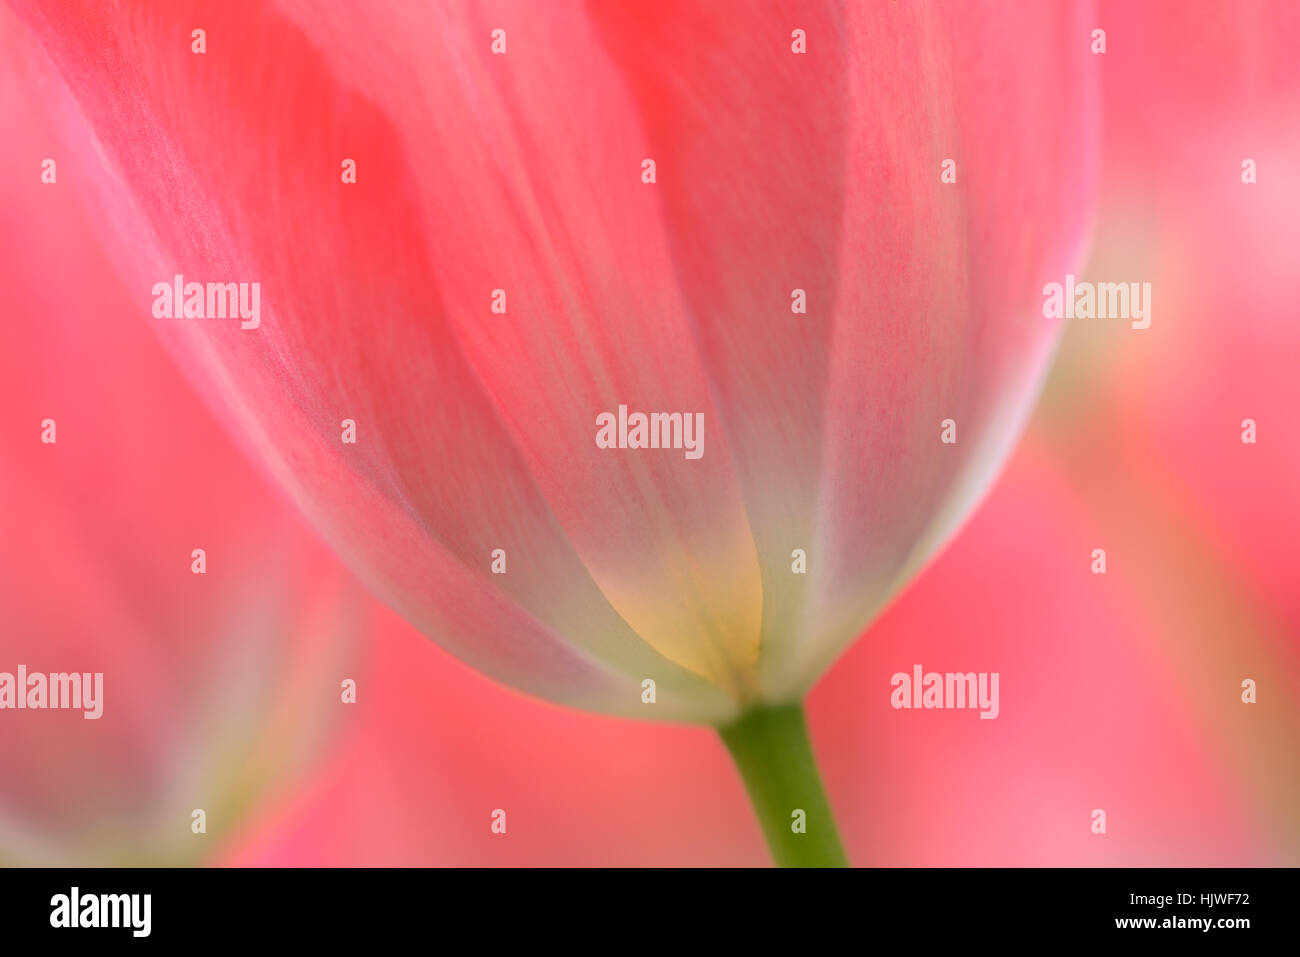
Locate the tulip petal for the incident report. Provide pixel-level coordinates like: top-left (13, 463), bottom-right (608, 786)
top-left (587, 0), bottom-right (851, 679)
top-left (794, 2), bottom-right (1099, 696)
top-left (272, 0), bottom-right (768, 696)
top-left (591, 1), bottom-right (1099, 696)
top-left (8, 0), bottom-right (739, 718)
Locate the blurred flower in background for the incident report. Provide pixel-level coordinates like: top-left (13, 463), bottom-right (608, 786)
top-left (0, 16), bottom-right (370, 865)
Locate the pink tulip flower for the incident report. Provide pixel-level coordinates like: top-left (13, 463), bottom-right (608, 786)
top-left (9, 0), bottom-right (1098, 864)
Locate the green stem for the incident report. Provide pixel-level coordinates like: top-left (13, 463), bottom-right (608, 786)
top-left (718, 702), bottom-right (850, 867)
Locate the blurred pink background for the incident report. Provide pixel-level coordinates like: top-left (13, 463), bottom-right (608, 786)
top-left (2, 1), bottom-right (1297, 866)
